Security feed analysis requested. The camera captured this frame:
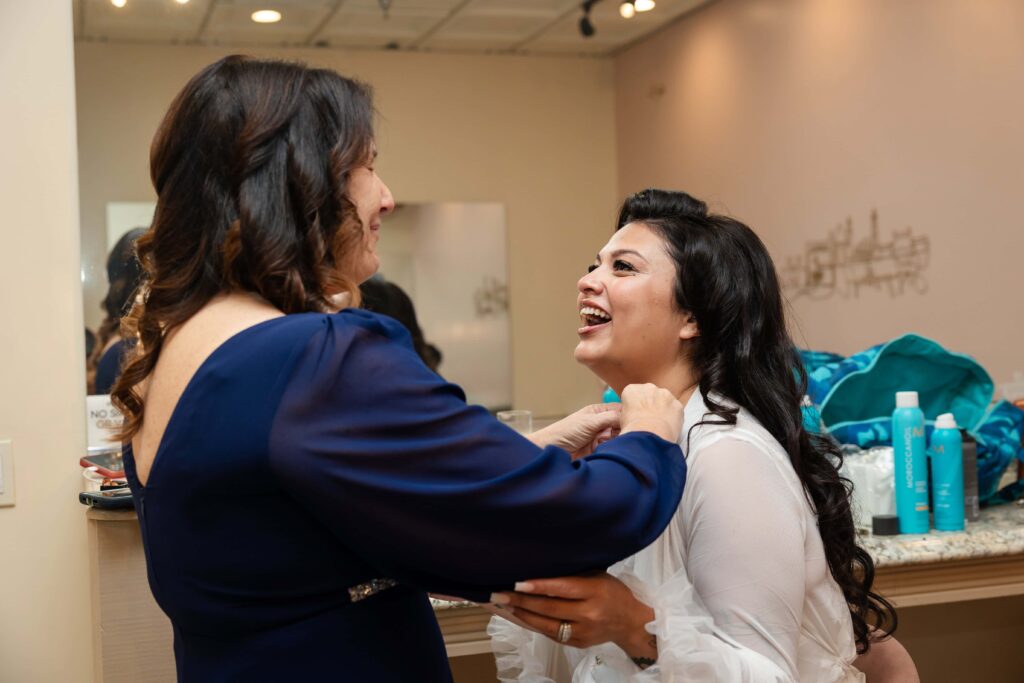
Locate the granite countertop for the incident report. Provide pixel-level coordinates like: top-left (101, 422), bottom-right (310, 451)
top-left (433, 504), bottom-right (1024, 611)
top-left (860, 502), bottom-right (1024, 568)
top-left (430, 598), bottom-right (481, 611)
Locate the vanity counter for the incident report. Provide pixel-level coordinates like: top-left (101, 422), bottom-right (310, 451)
top-left (860, 503), bottom-right (1024, 608)
top-left (862, 503), bottom-right (1024, 568)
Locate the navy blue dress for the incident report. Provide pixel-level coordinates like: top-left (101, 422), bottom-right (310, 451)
top-left (94, 339), bottom-right (126, 394)
top-left (123, 309), bottom-right (685, 682)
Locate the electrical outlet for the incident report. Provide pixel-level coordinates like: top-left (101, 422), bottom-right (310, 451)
top-left (0, 440), bottom-right (14, 507)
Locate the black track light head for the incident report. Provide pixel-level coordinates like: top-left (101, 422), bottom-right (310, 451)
top-left (579, 14), bottom-right (595, 37)
top-left (579, 0), bottom-right (601, 38)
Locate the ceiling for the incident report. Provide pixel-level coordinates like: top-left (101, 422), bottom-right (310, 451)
top-left (73, 0), bottom-right (712, 57)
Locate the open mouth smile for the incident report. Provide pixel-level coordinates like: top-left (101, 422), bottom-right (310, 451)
top-left (578, 305), bottom-right (612, 334)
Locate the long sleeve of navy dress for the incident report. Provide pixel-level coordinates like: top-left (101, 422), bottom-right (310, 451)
top-left (123, 309), bottom-right (686, 683)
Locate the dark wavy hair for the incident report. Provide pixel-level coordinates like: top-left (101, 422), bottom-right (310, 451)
top-left (360, 276), bottom-right (442, 372)
top-left (112, 55), bottom-right (376, 440)
top-left (617, 189), bottom-right (896, 654)
top-left (87, 227), bottom-right (146, 393)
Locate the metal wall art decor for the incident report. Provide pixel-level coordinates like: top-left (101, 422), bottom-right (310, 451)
top-left (781, 209), bottom-right (931, 300)
top-left (473, 275), bottom-right (509, 318)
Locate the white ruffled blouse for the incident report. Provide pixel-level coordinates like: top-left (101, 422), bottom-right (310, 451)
top-left (488, 391), bottom-right (865, 682)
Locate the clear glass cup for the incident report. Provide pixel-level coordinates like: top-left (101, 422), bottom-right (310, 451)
top-left (496, 409), bottom-right (533, 435)
top-left (82, 466), bottom-right (104, 492)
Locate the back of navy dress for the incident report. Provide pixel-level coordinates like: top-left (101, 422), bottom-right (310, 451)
top-left (123, 309), bottom-right (686, 682)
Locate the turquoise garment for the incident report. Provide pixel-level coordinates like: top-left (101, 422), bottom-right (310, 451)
top-left (800, 334), bottom-right (1024, 503)
top-left (602, 386), bottom-right (621, 404)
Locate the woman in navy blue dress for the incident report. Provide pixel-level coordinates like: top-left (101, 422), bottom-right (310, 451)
top-left (112, 56), bottom-right (688, 682)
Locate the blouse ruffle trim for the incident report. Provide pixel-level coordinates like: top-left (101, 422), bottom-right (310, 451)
top-left (488, 614), bottom-right (563, 683)
top-left (613, 564), bottom-right (794, 683)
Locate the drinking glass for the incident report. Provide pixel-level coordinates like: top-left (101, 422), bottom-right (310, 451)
top-left (497, 410), bottom-right (533, 435)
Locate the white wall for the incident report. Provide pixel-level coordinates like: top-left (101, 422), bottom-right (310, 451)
top-left (0, 1), bottom-right (94, 681)
top-left (75, 42), bottom-right (621, 416)
top-left (615, 0), bottom-right (1024, 387)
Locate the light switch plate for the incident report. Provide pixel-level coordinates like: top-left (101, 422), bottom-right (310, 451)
top-left (0, 440), bottom-right (14, 507)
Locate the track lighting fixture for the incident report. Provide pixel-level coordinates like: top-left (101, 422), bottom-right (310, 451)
top-left (579, 0), bottom-right (599, 38)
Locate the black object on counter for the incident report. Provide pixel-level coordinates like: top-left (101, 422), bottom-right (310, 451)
top-left (960, 429), bottom-right (981, 522)
top-left (872, 514), bottom-right (901, 536)
top-left (79, 488), bottom-right (135, 510)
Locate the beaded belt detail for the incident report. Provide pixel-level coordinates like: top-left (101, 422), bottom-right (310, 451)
top-left (348, 578), bottom-right (398, 603)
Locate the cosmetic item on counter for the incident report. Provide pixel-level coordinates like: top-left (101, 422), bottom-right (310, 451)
top-left (841, 445), bottom-right (896, 531)
top-left (893, 391), bottom-right (929, 534)
top-left (872, 514), bottom-right (901, 536)
top-left (960, 429), bottom-right (980, 522)
top-left (930, 414), bottom-right (965, 531)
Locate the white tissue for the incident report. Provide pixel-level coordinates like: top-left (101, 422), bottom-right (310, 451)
top-left (840, 446), bottom-right (896, 531)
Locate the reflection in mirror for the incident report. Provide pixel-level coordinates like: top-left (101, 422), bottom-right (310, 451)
top-left (370, 202), bottom-right (511, 411)
top-left (85, 203), bottom-right (152, 396)
top-left (83, 201), bottom-right (512, 411)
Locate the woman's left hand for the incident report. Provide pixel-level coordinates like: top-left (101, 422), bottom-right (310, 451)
top-left (492, 573), bottom-right (656, 657)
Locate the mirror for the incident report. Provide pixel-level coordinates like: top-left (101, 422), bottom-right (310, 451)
top-left (372, 202), bottom-right (511, 410)
top-left (83, 200), bottom-right (512, 410)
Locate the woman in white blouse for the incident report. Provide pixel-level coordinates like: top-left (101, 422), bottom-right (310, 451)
top-left (488, 189), bottom-right (899, 682)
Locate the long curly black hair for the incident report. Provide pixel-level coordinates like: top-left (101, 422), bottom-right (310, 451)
top-left (617, 188), bottom-right (897, 654)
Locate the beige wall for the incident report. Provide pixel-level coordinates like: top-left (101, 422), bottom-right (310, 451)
top-left (0, 2), bottom-right (94, 682)
top-left (615, 0), bottom-right (1024, 387)
top-left (75, 43), bottom-right (620, 415)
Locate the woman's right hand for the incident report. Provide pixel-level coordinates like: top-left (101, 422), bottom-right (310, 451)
top-left (619, 383), bottom-right (685, 444)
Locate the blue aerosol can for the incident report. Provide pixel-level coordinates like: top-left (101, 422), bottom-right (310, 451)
top-left (893, 391), bottom-right (929, 534)
top-left (931, 413), bottom-right (965, 531)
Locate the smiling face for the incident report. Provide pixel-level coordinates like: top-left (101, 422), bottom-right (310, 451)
top-left (574, 222), bottom-right (698, 393)
top-left (345, 150), bottom-right (395, 284)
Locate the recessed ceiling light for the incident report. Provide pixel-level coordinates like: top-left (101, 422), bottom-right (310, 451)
top-left (110, 0), bottom-right (127, 8)
top-left (635, 0), bottom-right (656, 11)
top-left (176, 0), bottom-right (190, 4)
top-left (251, 10), bottom-right (282, 24)
top-left (619, 2), bottom-right (635, 19)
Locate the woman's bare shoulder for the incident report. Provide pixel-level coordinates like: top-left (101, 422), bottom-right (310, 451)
top-left (132, 293), bottom-right (284, 483)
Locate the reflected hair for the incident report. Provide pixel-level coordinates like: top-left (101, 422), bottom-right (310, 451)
top-left (112, 55), bottom-right (376, 440)
top-left (87, 227), bottom-right (146, 393)
top-left (617, 188), bottom-right (897, 654)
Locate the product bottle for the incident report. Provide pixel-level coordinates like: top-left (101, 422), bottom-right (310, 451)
top-left (893, 391), bottom-right (929, 534)
top-left (960, 429), bottom-right (980, 522)
top-left (602, 386), bottom-right (620, 403)
top-left (931, 414), bottom-right (965, 531)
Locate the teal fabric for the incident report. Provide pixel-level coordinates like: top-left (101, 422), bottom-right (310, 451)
top-left (974, 401), bottom-right (1024, 501)
top-left (805, 334), bottom-right (993, 430)
top-left (799, 334), bottom-right (1023, 504)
